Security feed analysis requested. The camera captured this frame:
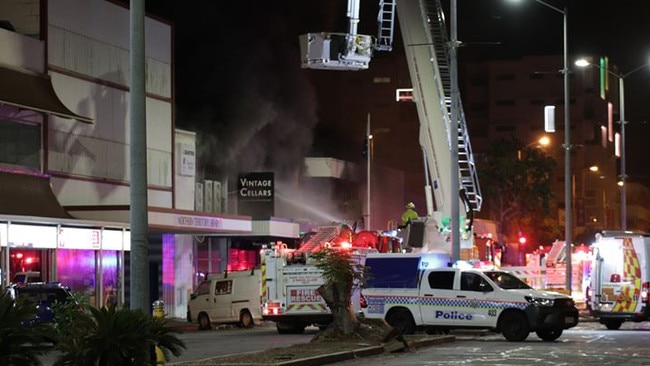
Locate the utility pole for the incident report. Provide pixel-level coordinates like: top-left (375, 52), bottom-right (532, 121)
top-left (366, 113), bottom-right (371, 230)
top-left (450, 0), bottom-right (460, 262)
top-left (129, 0), bottom-right (149, 312)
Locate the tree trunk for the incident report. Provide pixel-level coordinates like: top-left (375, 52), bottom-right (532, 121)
top-left (318, 281), bottom-right (359, 335)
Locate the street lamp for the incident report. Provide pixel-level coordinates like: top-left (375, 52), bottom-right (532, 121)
top-left (529, 135), bottom-right (551, 148)
top-left (511, 0), bottom-right (571, 293)
top-left (575, 58), bottom-right (649, 231)
top-left (518, 135), bottom-right (551, 160)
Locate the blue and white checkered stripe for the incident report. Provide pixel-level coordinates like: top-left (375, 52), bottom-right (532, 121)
top-left (366, 295), bottom-right (528, 313)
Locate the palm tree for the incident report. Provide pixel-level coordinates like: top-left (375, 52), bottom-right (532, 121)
top-left (53, 304), bottom-right (186, 366)
top-left (0, 293), bottom-right (47, 366)
top-left (310, 247), bottom-right (367, 335)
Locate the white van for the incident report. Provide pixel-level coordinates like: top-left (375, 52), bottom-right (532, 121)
top-left (187, 269), bottom-right (262, 330)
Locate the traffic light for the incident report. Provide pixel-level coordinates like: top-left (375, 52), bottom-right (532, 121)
top-left (518, 235), bottom-right (527, 245)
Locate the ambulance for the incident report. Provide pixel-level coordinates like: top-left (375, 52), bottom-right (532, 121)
top-left (586, 232), bottom-right (650, 330)
top-left (361, 253), bottom-right (579, 341)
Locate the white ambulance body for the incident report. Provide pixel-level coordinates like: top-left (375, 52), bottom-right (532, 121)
top-left (361, 253), bottom-right (579, 342)
top-left (586, 232), bottom-right (650, 329)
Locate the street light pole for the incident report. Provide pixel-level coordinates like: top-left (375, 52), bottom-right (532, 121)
top-left (510, 0), bottom-right (571, 291)
top-left (560, 6), bottom-right (572, 294)
top-left (619, 77), bottom-right (626, 231)
top-left (528, 0), bottom-right (571, 292)
top-left (366, 113), bottom-right (371, 230)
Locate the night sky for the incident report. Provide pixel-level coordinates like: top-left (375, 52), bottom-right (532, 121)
top-left (144, 0), bottom-right (650, 185)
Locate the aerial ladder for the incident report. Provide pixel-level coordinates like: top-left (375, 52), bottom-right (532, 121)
top-left (300, 0), bottom-right (482, 255)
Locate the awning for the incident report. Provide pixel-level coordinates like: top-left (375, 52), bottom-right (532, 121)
top-left (0, 66), bottom-right (93, 123)
top-left (0, 170), bottom-right (72, 219)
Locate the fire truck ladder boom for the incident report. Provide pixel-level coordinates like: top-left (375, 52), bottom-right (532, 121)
top-left (375, 0), bottom-right (396, 52)
top-left (396, 0), bottom-right (482, 214)
top-left (295, 226), bottom-right (340, 254)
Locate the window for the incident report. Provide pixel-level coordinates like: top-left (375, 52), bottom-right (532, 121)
top-left (0, 119), bottom-right (41, 170)
top-left (214, 280), bottom-right (232, 295)
top-left (195, 281), bottom-right (210, 296)
top-left (427, 271), bottom-right (454, 290)
top-left (461, 272), bottom-right (492, 292)
top-left (495, 125), bottom-right (516, 133)
top-left (496, 74), bottom-right (515, 81)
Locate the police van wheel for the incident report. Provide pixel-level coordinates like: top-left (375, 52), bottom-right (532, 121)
top-left (425, 326), bottom-right (449, 335)
top-left (535, 328), bottom-right (562, 341)
top-left (500, 311), bottom-right (529, 341)
top-left (240, 310), bottom-right (254, 329)
top-left (198, 313), bottom-right (212, 331)
top-left (386, 308), bottom-right (416, 335)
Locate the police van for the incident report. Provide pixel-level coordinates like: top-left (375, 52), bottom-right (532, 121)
top-left (360, 253), bottom-right (579, 341)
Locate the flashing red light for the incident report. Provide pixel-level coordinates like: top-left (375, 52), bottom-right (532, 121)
top-left (359, 293), bottom-right (367, 308)
top-left (518, 236), bottom-right (527, 245)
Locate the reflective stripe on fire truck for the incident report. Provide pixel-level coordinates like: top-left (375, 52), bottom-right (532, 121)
top-left (261, 255), bottom-right (267, 299)
top-left (613, 237), bottom-right (642, 312)
top-left (286, 303), bottom-right (328, 312)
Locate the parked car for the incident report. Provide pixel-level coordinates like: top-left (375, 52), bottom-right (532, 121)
top-left (12, 271), bottom-right (43, 284)
top-left (4, 282), bottom-right (77, 325)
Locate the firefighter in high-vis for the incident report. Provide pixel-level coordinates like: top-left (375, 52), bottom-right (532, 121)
top-left (400, 202), bottom-right (419, 227)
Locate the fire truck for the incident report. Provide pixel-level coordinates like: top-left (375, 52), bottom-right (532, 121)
top-left (261, 225), bottom-right (388, 334)
top-left (586, 231), bottom-right (650, 330)
top-left (266, 0), bottom-right (487, 334)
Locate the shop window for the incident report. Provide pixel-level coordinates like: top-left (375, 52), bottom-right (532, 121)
top-left (0, 119), bottom-right (41, 170)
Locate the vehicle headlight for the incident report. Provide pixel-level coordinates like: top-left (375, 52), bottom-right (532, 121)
top-left (525, 296), bottom-right (555, 307)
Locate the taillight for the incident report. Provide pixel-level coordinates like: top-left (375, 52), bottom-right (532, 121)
top-left (359, 293), bottom-right (367, 309)
top-left (262, 301), bottom-right (282, 316)
top-left (642, 282), bottom-right (649, 303)
top-left (610, 274), bottom-right (621, 282)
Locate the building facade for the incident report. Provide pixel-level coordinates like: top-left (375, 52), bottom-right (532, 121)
top-left (462, 54), bottom-right (650, 242)
top-left (0, 0), bottom-right (301, 318)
